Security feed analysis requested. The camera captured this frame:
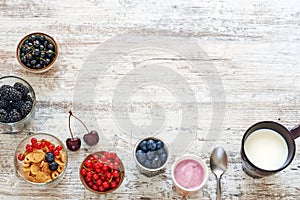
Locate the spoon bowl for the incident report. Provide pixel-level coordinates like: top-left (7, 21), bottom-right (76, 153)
top-left (210, 147), bottom-right (228, 200)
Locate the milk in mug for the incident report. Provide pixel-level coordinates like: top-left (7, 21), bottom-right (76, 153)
top-left (244, 129), bottom-right (289, 170)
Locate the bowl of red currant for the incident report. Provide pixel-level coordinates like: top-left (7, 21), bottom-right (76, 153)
top-left (14, 133), bottom-right (68, 188)
top-left (79, 151), bottom-right (125, 194)
top-left (16, 32), bottom-right (58, 73)
top-left (0, 75), bottom-right (36, 133)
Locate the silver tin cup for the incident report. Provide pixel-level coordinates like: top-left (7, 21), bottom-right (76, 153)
top-left (133, 136), bottom-right (170, 177)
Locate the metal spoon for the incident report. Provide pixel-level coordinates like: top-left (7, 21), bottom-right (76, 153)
top-left (210, 147), bottom-right (228, 200)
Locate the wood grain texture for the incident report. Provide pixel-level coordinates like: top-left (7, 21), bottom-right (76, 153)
top-left (0, 0), bottom-right (300, 199)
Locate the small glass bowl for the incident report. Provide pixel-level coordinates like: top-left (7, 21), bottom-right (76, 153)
top-left (79, 151), bottom-right (125, 194)
top-left (133, 136), bottom-right (170, 177)
top-left (14, 133), bottom-right (68, 188)
top-left (16, 32), bottom-right (58, 73)
top-left (0, 75), bottom-right (36, 133)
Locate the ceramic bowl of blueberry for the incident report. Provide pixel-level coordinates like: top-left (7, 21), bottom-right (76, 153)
top-left (133, 136), bottom-right (170, 177)
top-left (14, 133), bottom-right (68, 188)
top-left (79, 151), bottom-right (125, 194)
top-left (0, 75), bottom-right (36, 133)
top-left (16, 32), bottom-right (58, 73)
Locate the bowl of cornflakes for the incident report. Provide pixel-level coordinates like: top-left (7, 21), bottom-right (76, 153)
top-left (14, 133), bottom-right (68, 188)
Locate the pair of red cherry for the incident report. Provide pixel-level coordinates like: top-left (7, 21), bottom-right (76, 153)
top-left (66, 111), bottom-right (99, 151)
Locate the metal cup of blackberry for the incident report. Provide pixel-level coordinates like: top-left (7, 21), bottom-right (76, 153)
top-left (0, 76), bottom-right (36, 133)
top-left (16, 32), bottom-right (58, 73)
top-left (133, 136), bottom-right (170, 177)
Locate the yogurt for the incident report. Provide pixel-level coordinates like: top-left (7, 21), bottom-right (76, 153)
top-left (174, 159), bottom-right (205, 189)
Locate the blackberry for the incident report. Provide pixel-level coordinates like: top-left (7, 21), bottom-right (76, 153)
top-left (13, 82), bottom-right (29, 97)
top-left (11, 100), bottom-right (25, 110)
top-left (1, 87), bottom-right (22, 101)
top-left (0, 99), bottom-right (8, 109)
top-left (22, 95), bottom-right (33, 103)
top-left (0, 85), bottom-right (13, 91)
top-left (7, 109), bottom-right (22, 123)
top-left (20, 101), bottom-right (32, 117)
top-left (0, 109), bottom-right (7, 122)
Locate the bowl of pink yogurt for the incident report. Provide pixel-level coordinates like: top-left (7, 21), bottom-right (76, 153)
top-left (171, 154), bottom-right (208, 196)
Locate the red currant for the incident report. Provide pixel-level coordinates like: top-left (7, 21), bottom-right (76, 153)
top-left (102, 181), bottom-right (110, 189)
top-left (86, 171), bottom-right (93, 178)
top-left (56, 145), bottom-right (63, 151)
top-left (110, 181), bottom-right (117, 189)
top-left (85, 160), bottom-right (92, 168)
top-left (98, 186), bottom-right (105, 192)
top-left (92, 184), bottom-right (98, 191)
top-left (102, 165), bottom-right (109, 172)
top-left (48, 144), bottom-right (55, 152)
top-left (18, 153), bottom-right (25, 161)
top-left (112, 170), bottom-right (120, 178)
top-left (31, 137), bottom-right (37, 144)
top-left (81, 168), bottom-right (87, 176)
top-left (53, 149), bottom-right (59, 156)
top-left (93, 173), bottom-right (99, 181)
top-left (96, 179), bottom-right (102, 186)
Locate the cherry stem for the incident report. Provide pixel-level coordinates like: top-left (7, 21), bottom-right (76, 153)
top-left (68, 111), bottom-right (74, 139)
top-left (69, 110), bottom-right (90, 133)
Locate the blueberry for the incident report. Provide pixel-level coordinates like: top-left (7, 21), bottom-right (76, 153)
top-left (152, 156), bottom-right (162, 169)
top-left (136, 150), bottom-right (147, 164)
top-left (30, 35), bottom-right (36, 41)
top-left (49, 161), bottom-right (58, 171)
top-left (156, 148), bottom-right (166, 155)
top-left (33, 40), bottom-right (40, 48)
top-left (45, 58), bottom-right (51, 65)
top-left (159, 153), bottom-right (168, 163)
top-left (45, 152), bottom-right (54, 162)
top-left (39, 45), bottom-right (45, 51)
top-left (139, 140), bottom-right (148, 152)
top-left (39, 35), bottom-right (45, 42)
top-left (34, 49), bottom-right (40, 56)
top-left (147, 139), bottom-right (156, 151)
top-left (143, 159), bottom-right (152, 169)
top-left (146, 151), bottom-right (155, 160)
top-left (156, 141), bottom-right (164, 150)
top-left (27, 42), bottom-right (33, 47)
top-left (43, 40), bottom-right (49, 47)
top-left (30, 60), bottom-right (36, 65)
top-left (40, 52), bottom-right (45, 58)
top-left (48, 43), bottom-right (54, 50)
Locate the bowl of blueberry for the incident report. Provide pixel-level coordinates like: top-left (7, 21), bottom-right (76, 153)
top-left (14, 133), bottom-right (68, 188)
top-left (79, 151), bottom-right (125, 194)
top-left (16, 32), bottom-right (58, 73)
top-left (133, 136), bottom-right (170, 177)
top-left (0, 76), bottom-right (36, 132)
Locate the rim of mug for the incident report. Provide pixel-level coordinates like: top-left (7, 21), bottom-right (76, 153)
top-left (241, 120), bottom-right (296, 173)
top-left (171, 154), bottom-right (208, 192)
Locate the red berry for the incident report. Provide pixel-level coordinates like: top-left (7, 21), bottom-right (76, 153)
top-left (105, 172), bottom-right (112, 179)
top-left (85, 160), bottom-right (92, 168)
top-left (100, 155), bottom-right (107, 162)
top-left (31, 137), bottom-right (37, 144)
top-left (92, 154), bottom-right (99, 160)
top-left (110, 181), bottom-right (117, 189)
top-left (81, 168), bottom-right (87, 175)
top-left (86, 171), bottom-right (93, 178)
top-left (115, 177), bottom-right (120, 183)
top-left (93, 173), bottom-right (99, 181)
top-left (100, 176), bottom-right (106, 181)
top-left (92, 184), bottom-right (98, 191)
top-left (45, 140), bottom-right (51, 147)
top-left (98, 186), bottom-right (105, 192)
top-left (53, 149), bottom-right (59, 156)
top-left (56, 145), bottom-right (63, 151)
top-left (112, 170), bottom-right (120, 178)
top-left (113, 162), bottom-right (119, 170)
top-left (85, 176), bottom-right (92, 182)
top-left (18, 153), bottom-right (25, 161)
top-left (87, 181), bottom-right (93, 187)
top-left (102, 181), bottom-right (109, 189)
top-left (48, 144), bottom-right (54, 152)
top-left (102, 165), bottom-right (109, 172)
top-left (96, 179), bottom-right (102, 186)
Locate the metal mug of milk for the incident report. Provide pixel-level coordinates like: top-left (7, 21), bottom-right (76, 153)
top-left (241, 121), bottom-right (300, 178)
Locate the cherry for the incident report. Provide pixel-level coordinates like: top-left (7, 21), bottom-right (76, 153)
top-left (66, 111), bottom-right (81, 151)
top-left (68, 110), bottom-right (99, 146)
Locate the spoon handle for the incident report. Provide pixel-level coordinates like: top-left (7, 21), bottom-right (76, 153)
top-left (217, 177), bottom-right (221, 200)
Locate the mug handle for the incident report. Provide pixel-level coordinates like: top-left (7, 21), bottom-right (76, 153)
top-left (290, 125), bottom-right (300, 139)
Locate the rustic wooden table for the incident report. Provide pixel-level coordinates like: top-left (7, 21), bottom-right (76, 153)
top-left (0, 0), bottom-right (299, 199)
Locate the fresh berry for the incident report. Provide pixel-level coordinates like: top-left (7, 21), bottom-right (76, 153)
top-left (147, 139), bottom-right (157, 151)
top-left (135, 150), bottom-right (147, 164)
top-left (139, 140), bottom-right (148, 152)
top-left (11, 100), bottom-right (25, 110)
top-left (18, 33), bottom-right (57, 70)
top-left (18, 153), bottom-right (25, 161)
top-left (0, 99), bottom-right (8, 109)
top-left (19, 101), bottom-right (32, 117)
top-left (7, 109), bottom-right (22, 123)
top-left (146, 151), bottom-right (155, 160)
top-left (1, 87), bottom-right (22, 101)
top-left (0, 109), bottom-right (7, 122)
top-left (45, 152), bottom-right (55, 162)
top-left (49, 161), bottom-right (58, 171)
top-left (13, 82), bottom-right (29, 97)
top-left (156, 141), bottom-right (163, 150)
top-left (31, 137), bottom-right (37, 144)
